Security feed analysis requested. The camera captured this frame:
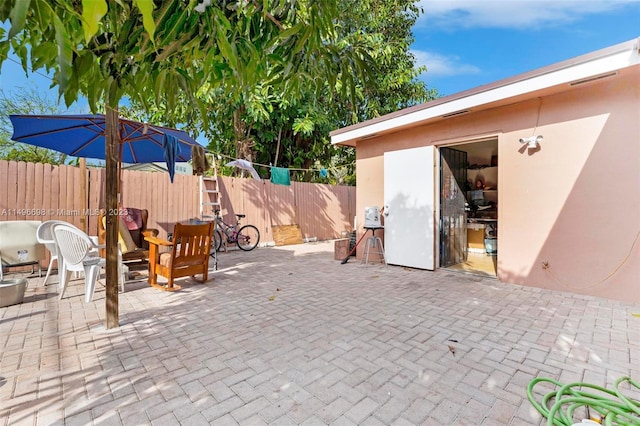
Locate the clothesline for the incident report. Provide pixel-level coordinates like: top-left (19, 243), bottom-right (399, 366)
top-left (7, 56), bottom-right (52, 81)
top-left (205, 149), bottom-right (355, 172)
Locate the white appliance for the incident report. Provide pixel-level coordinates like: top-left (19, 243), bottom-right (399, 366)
top-left (364, 206), bottom-right (381, 227)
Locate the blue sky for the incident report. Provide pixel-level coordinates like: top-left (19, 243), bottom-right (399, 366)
top-left (1, 1), bottom-right (639, 106)
top-left (412, 0), bottom-right (640, 96)
top-left (1, 55), bottom-right (84, 112)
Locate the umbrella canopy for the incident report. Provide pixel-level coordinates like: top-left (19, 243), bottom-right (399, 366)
top-left (9, 114), bottom-right (201, 164)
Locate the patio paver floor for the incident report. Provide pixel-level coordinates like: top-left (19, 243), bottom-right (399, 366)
top-left (1, 241), bottom-right (638, 425)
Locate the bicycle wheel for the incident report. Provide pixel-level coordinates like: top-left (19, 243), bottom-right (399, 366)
top-left (210, 229), bottom-right (223, 256)
top-left (236, 225), bottom-right (260, 251)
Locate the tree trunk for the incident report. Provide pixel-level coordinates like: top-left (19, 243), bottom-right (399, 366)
top-left (233, 107), bottom-right (255, 177)
top-left (105, 107), bottom-right (119, 329)
top-left (273, 127), bottom-right (282, 167)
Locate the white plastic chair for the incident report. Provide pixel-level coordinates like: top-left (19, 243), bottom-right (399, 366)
top-left (36, 220), bottom-right (69, 286)
top-left (36, 221), bottom-right (104, 290)
top-left (52, 223), bottom-right (106, 303)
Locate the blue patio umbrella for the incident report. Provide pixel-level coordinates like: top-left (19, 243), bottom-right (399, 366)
top-left (9, 114), bottom-right (200, 166)
top-left (9, 113), bottom-right (204, 329)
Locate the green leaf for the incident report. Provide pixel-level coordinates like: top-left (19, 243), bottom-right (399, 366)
top-left (154, 69), bottom-right (167, 101)
top-left (75, 50), bottom-right (95, 76)
top-left (216, 28), bottom-right (237, 71)
top-left (30, 0), bottom-right (49, 29)
top-left (133, 0), bottom-right (156, 42)
top-left (87, 74), bottom-right (101, 113)
top-left (155, 7), bottom-right (189, 48)
top-left (63, 85), bottom-right (78, 107)
top-left (52, 14), bottom-right (73, 96)
top-left (278, 24), bottom-right (302, 41)
top-left (8, 0), bottom-right (31, 38)
top-left (81, 0), bottom-right (108, 43)
top-left (0, 40), bottom-right (10, 63)
top-left (31, 43), bottom-right (56, 70)
top-left (293, 115), bottom-right (314, 136)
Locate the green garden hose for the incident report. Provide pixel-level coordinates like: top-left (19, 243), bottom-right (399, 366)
top-left (527, 376), bottom-right (640, 425)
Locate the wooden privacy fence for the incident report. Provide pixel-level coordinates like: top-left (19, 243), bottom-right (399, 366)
top-left (217, 176), bottom-right (356, 245)
top-left (0, 160), bottom-right (355, 244)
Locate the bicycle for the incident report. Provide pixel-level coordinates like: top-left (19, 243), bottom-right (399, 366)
top-left (211, 210), bottom-right (260, 252)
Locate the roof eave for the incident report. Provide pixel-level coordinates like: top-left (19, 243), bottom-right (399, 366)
top-left (330, 37), bottom-right (640, 146)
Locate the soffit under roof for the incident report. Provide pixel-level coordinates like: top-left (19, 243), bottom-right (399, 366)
top-left (330, 37), bottom-right (640, 147)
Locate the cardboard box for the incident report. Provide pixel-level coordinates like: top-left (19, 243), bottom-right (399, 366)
top-left (272, 225), bottom-right (303, 246)
top-left (334, 238), bottom-right (350, 260)
top-left (467, 227), bottom-right (486, 250)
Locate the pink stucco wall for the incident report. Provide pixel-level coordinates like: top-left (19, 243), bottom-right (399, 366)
top-left (355, 68), bottom-right (640, 303)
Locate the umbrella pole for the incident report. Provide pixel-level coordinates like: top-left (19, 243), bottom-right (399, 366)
top-left (119, 143), bottom-right (124, 204)
top-left (105, 107), bottom-right (120, 329)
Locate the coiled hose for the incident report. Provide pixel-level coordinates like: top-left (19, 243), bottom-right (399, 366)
top-left (527, 376), bottom-right (640, 425)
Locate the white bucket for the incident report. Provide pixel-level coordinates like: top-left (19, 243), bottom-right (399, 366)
top-left (484, 238), bottom-right (497, 254)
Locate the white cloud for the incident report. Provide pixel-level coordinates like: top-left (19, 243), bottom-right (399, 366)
top-left (413, 50), bottom-right (481, 76)
top-left (417, 0), bottom-right (638, 29)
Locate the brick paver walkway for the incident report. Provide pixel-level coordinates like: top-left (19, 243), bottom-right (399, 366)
top-left (1, 241), bottom-right (638, 425)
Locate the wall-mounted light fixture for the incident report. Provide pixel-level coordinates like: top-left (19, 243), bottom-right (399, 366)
top-left (519, 135), bottom-right (542, 149)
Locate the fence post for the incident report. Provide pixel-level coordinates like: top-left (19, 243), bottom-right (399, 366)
top-left (79, 158), bottom-right (88, 233)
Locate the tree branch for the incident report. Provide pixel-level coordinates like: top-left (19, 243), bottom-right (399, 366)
top-left (251, 0), bottom-right (284, 30)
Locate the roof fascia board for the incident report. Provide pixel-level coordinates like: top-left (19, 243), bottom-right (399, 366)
top-left (331, 40), bottom-right (639, 146)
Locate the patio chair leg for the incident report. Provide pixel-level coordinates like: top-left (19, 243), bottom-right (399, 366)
top-left (43, 259), bottom-right (55, 286)
top-left (149, 270), bottom-right (157, 285)
top-left (59, 270), bottom-right (72, 300)
top-left (84, 264), bottom-right (101, 303)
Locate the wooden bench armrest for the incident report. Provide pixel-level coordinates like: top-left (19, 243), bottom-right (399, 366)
top-left (144, 236), bottom-right (173, 247)
top-left (142, 228), bottom-right (159, 238)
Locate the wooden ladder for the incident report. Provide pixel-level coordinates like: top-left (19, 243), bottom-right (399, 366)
top-left (199, 154), bottom-right (221, 268)
top-left (199, 154), bottom-right (221, 221)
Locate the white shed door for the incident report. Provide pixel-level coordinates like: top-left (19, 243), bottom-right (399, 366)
top-left (384, 146), bottom-right (435, 270)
